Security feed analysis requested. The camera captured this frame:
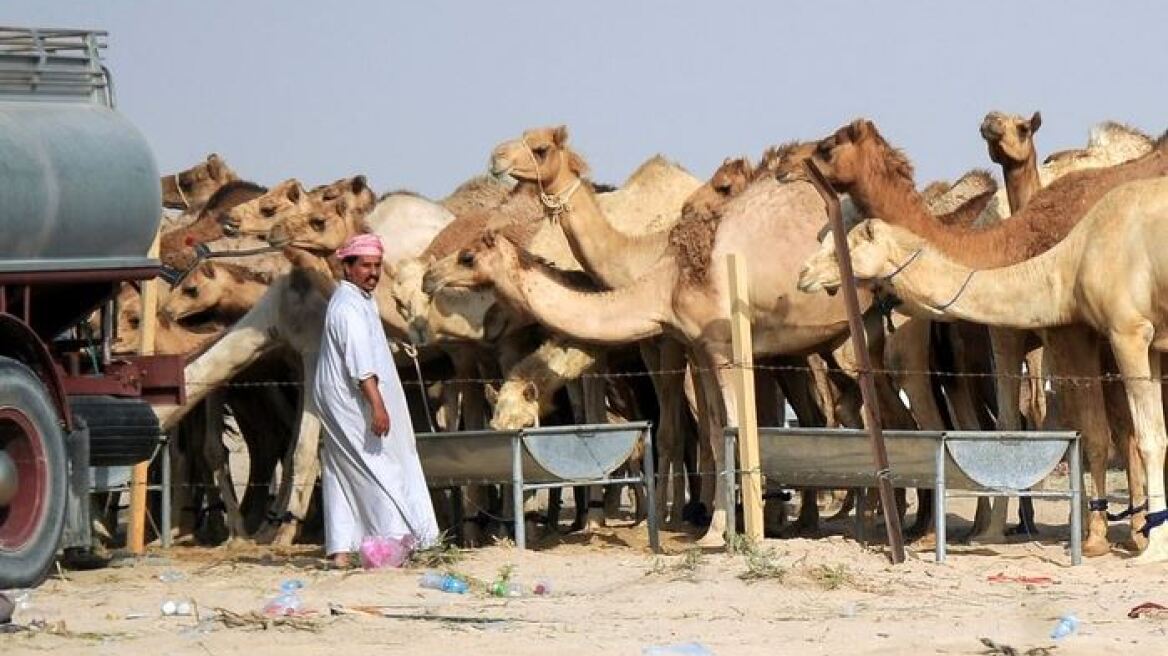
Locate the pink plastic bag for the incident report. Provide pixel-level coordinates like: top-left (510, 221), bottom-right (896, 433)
top-left (359, 534), bottom-right (416, 569)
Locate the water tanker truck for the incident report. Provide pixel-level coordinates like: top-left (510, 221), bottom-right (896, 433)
top-left (0, 27), bottom-right (183, 588)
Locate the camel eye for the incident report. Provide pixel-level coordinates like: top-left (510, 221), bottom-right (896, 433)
top-left (309, 217), bottom-right (326, 231)
top-left (129, 316), bottom-right (141, 329)
top-left (457, 250), bottom-right (475, 266)
top-left (183, 286), bottom-right (199, 298)
top-left (261, 206), bottom-right (276, 218)
top-left (532, 145), bottom-right (548, 158)
top-left (178, 178), bottom-right (193, 191)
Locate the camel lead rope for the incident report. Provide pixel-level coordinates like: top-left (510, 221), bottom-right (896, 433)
top-left (401, 341), bottom-right (435, 433)
top-left (174, 173), bottom-right (190, 210)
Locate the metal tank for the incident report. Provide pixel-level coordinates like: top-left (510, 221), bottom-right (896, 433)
top-left (0, 27), bottom-right (160, 275)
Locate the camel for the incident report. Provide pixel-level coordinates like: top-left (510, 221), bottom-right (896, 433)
top-left (795, 176), bottom-right (1168, 563)
top-left (161, 261), bottom-right (274, 323)
top-left (161, 154), bottom-right (239, 212)
top-left (805, 118), bottom-right (1168, 553)
top-left (423, 135), bottom-right (881, 547)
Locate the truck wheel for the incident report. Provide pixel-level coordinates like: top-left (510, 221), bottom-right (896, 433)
top-left (0, 356), bottom-right (68, 589)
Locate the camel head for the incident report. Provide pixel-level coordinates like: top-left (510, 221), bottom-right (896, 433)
top-left (160, 261), bottom-right (228, 322)
top-left (390, 258), bottom-right (434, 342)
top-left (810, 119), bottom-right (910, 192)
top-left (161, 153), bottom-right (237, 211)
top-left (681, 157), bottom-right (755, 221)
top-left (488, 381), bottom-right (542, 430)
top-left (980, 111), bottom-right (1042, 166)
top-left (311, 175), bottom-right (377, 218)
top-left (757, 141), bottom-right (818, 181)
top-left (218, 179), bottom-right (313, 238)
top-left (489, 125), bottom-right (590, 199)
top-left (266, 197), bottom-right (351, 254)
top-left (421, 230), bottom-right (513, 296)
top-left (797, 219), bottom-right (912, 295)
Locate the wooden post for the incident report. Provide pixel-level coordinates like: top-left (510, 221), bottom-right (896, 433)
top-left (803, 160), bottom-right (905, 564)
top-left (128, 229), bottom-right (162, 554)
top-left (726, 253), bottom-right (763, 543)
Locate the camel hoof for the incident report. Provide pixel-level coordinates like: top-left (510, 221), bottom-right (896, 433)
top-left (1081, 534), bottom-right (1111, 558)
top-left (910, 533), bottom-right (937, 550)
top-left (271, 524), bottom-right (298, 547)
top-left (695, 531), bottom-right (725, 548)
top-left (1127, 531), bottom-right (1150, 553)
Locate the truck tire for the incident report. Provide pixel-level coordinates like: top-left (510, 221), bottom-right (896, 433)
top-left (0, 356), bottom-right (68, 589)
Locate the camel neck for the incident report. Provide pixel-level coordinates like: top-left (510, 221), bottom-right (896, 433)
top-left (492, 246), bottom-right (672, 344)
top-left (556, 184), bottom-right (671, 288)
top-left (881, 228), bottom-right (1080, 329)
top-left (1002, 152), bottom-right (1042, 213)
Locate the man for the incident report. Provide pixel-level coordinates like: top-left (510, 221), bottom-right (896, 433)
top-left (313, 233), bottom-right (439, 567)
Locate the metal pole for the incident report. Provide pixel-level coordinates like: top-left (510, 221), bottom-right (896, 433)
top-left (160, 434), bottom-right (171, 549)
top-left (935, 436), bottom-right (947, 564)
top-left (723, 428), bottom-right (738, 540)
top-left (804, 159), bottom-right (906, 564)
top-left (511, 433), bottom-right (526, 551)
top-left (641, 425), bottom-right (660, 554)
top-left (1069, 435), bottom-right (1082, 566)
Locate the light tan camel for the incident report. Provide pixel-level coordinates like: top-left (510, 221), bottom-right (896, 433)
top-left (422, 155), bottom-right (873, 546)
top-left (161, 261), bottom-right (274, 323)
top-left (809, 118), bottom-right (1168, 553)
top-left (796, 177), bottom-right (1168, 563)
top-left (161, 154), bottom-right (239, 212)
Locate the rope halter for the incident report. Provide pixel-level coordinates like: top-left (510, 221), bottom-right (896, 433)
top-left (521, 138), bottom-right (583, 222)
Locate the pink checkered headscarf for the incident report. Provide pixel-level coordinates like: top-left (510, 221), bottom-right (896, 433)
top-left (336, 233), bottom-right (383, 259)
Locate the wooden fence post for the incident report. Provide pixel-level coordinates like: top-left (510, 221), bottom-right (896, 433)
top-left (727, 253), bottom-right (763, 543)
top-left (128, 229), bottom-right (162, 554)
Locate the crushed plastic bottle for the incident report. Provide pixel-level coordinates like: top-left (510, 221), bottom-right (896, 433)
top-left (642, 642), bottom-right (715, 656)
top-left (160, 599), bottom-right (194, 616)
top-left (488, 579), bottom-right (523, 598)
top-left (262, 579), bottom-right (305, 617)
top-left (1050, 613), bottom-right (1079, 640)
top-left (418, 572), bottom-right (469, 594)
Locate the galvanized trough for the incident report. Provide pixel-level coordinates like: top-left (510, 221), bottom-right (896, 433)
top-left (417, 422), bottom-right (658, 551)
top-left (723, 427), bottom-right (1081, 564)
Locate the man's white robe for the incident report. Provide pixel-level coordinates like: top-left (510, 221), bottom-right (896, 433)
top-left (313, 280), bottom-right (439, 555)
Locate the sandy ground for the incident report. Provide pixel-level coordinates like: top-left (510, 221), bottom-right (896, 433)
top-left (4, 472), bottom-right (1168, 656)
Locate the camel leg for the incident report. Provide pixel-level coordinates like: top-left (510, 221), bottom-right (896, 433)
top-left (685, 355), bottom-right (714, 527)
top-left (644, 339), bottom-right (689, 529)
top-left (583, 357), bottom-right (610, 530)
top-left (201, 394), bottom-right (249, 541)
top-left (694, 348), bottom-right (734, 548)
top-left (1102, 346), bottom-right (1149, 551)
top-left (1045, 327), bottom-right (1113, 557)
top-left (1108, 327), bottom-right (1168, 564)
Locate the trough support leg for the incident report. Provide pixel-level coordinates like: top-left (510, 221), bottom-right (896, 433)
top-left (161, 434), bottom-right (172, 549)
top-left (723, 428), bottom-right (738, 541)
top-left (935, 437), bottom-right (947, 564)
top-left (1069, 435), bottom-right (1082, 566)
top-left (855, 488), bottom-right (866, 545)
top-left (512, 433), bottom-right (525, 551)
top-left (642, 425), bottom-right (660, 554)
top-left (450, 486), bottom-right (464, 547)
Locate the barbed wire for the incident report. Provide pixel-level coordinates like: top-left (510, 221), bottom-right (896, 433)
top-left (180, 359), bottom-right (1166, 390)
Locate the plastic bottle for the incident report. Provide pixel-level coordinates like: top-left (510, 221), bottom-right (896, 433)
top-left (263, 579), bottom-right (305, 616)
top-left (418, 572), bottom-right (469, 594)
top-left (489, 579), bottom-right (523, 598)
top-left (642, 642), bottom-right (715, 656)
top-left (1050, 613), bottom-right (1079, 640)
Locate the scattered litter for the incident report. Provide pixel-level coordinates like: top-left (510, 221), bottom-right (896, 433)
top-left (1050, 613), bottom-right (1079, 640)
top-left (418, 572), bottom-right (469, 594)
top-left (360, 535), bottom-right (416, 569)
top-left (986, 572), bottom-right (1056, 586)
top-left (643, 642), bottom-right (715, 655)
top-left (263, 579), bottom-right (305, 617)
top-left (978, 638), bottom-right (1054, 656)
top-left (1128, 601), bottom-right (1168, 619)
top-left (158, 570), bottom-right (186, 583)
top-left (161, 599), bottom-right (194, 616)
top-left (532, 580), bottom-right (552, 596)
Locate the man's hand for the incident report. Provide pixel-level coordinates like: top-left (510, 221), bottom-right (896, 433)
top-left (371, 403), bottom-right (391, 436)
top-left (360, 375), bottom-right (391, 437)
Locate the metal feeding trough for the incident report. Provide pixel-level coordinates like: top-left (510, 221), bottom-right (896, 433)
top-left (723, 427), bottom-right (1081, 564)
top-left (417, 422), bottom-right (658, 551)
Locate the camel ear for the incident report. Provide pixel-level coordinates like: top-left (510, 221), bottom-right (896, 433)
top-left (722, 157), bottom-right (733, 166)
top-left (552, 125), bottom-right (570, 147)
top-left (482, 229), bottom-right (497, 248)
top-left (350, 175), bottom-right (368, 193)
top-left (1029, 111), bottom-right (1043, 134)
top-left (284, 181), bottom-right (302, 203)
top-left (332, 197), bottom-right (348, 217)
top-left (206, 153), bottom-right (225, 179)
top-left (484, 384), bottom-right (499, 408)
top-left (861, 220), bottom-right (877, 241)
top-left (849, 119), bottom-right (874, 141)
top-left (522, 382), bottom-right (538, 403)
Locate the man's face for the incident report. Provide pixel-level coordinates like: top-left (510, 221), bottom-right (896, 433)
top-left (344, 254), bottom-right (382, 293)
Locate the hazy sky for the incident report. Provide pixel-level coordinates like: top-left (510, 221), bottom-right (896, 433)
top-left (9, 1), bottom-right (1167, 198)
